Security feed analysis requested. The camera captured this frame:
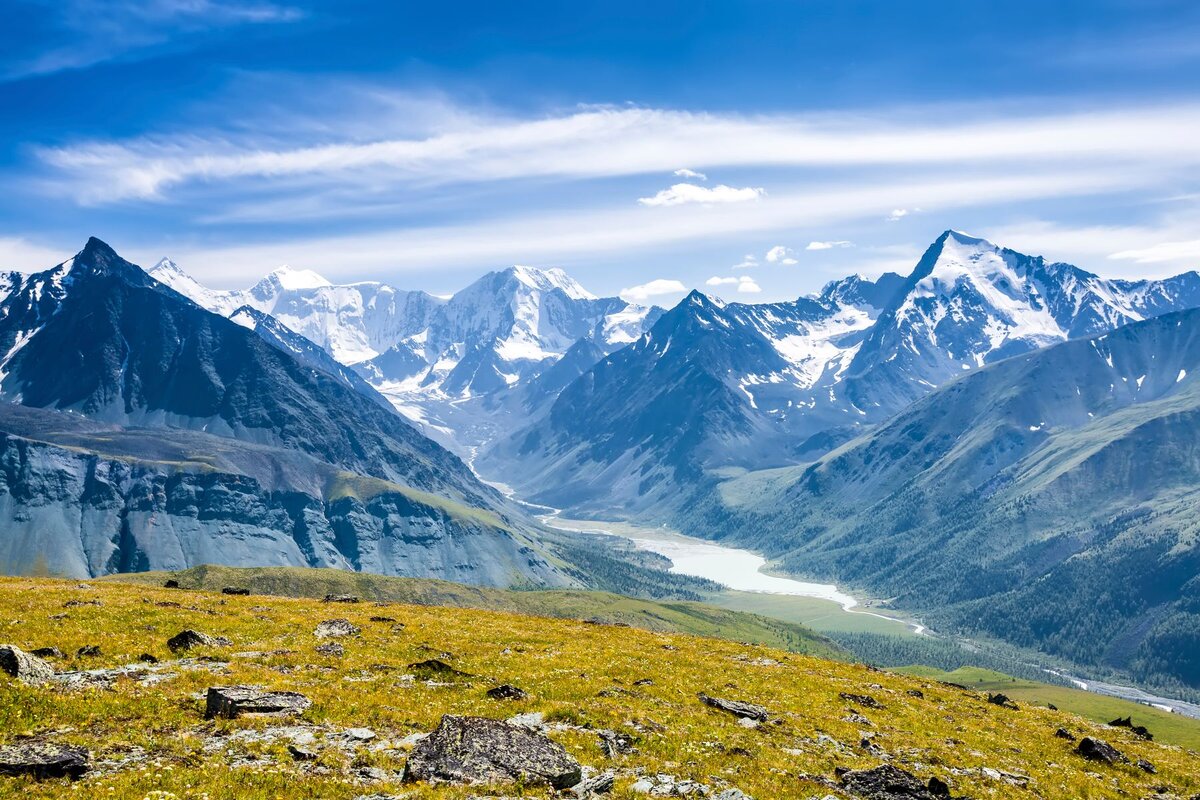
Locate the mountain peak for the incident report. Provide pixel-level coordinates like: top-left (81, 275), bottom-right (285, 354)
top-left (501, 265), bottom-right (597, 301)
top-left (258, 265), bottom-right (332, 292)
top-left (77, 236), bottom-right (120, 265)
top-left (937, 229), bottom-right (991, 248)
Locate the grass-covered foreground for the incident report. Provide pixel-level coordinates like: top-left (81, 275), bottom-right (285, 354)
top-left (0, 576), bottom-right (1197, 799)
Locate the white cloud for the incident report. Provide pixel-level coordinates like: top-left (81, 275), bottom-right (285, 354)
top-left (40, 100), bottom-right (1200, 205)
top-left (674, 168), bottom-right (707, 180)
top-left (886, 208), bottom-right (910, 222)
top-left (765, 245), bottom-right (798, 264)
top-left (706, 275), bottom-right (761, 293)
top-left (620, 278), bottom-right (688, 302)
top-left (1109, 240), bottom-right (1200, 264)
top-left (805, 240), bottom-right (853, 251)
top-left (0, 235), bottom-right (75, 272)
top-left (638, 183), bottom-right (764, 207)
top-left (732, 253), bottom-right (759, 270)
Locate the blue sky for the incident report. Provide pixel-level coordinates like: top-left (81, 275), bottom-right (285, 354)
top-left (2, 0), bottom-right (1199, 303)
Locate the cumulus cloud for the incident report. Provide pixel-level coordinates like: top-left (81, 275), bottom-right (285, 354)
top-left (674, 168), bottom-right (707, 180)
top-left (765, 245), bottom-right (798, 264)
top-left (732, 253), bottom-right (759, 270)
top-left (805, 240), bottom-right (854, 251)
top-left (638, 183), bottom-right (764, 207)
top-left (706, 275), bottom-right (761, 293)
top-left (887, 208), bottom-right (910, 221)
top-left (620, 278), bottom-right (688, 302)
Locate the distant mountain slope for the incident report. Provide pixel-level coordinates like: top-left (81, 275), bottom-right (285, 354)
top-left (0, 239), bottom-right (574, 585)
top-left (489, 231), bottom-right (1200, 515)
top-left (709, 307), bottom-right (1200, 689)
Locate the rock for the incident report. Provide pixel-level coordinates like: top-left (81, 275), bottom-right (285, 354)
top-left (698, 693), bottom-right (770, 721)
top-left (369, 616), bottom-right (397, 623)
top-left (1054, 727), bottom-right (1076, 741)
top-left (905, 689), bottom-right (924, 698)
top-left (137, 653), bottom-right (159, 664)
top-left (204, 686), bottom-right (312, 719)
top-left (314, 619), bottom-right (360, 638)
top-left (403, 714), bottom-right (581, 789)
top-left (408, 659), bottom-right (471, 679)
top-left (163, 579), bottom-right (180, 589)
top-left (1047, 703), bottom-right (1058, 710)
top-left (288, 743), bottom-right (318, 761)
top-left (315, 642), bottom-right (345, 657)
top-left (29, 647), bottom-right (64, 659)
top-left (596, 729), bottom-right (634, 759)
top-left (0, 645), bottom-right (55, 685)
top-left (63, 599), bottom-right (101, 608)
top-left (487, 684), bottom-right (528, 701)
top-left (1135, 758), bottom-right (1156, 774)
top-left (75, 645), bottom-right (101, 657)
top-left (1076, 737), bottom-right (1128, 766)
top-left (987, 693), bottom-right (1019, 710)
top-left (323, 594), bottom-right (360, 603)
top-left (838, 765), bottom-right (950, 799)
top-left (1108, 716), bottom-right (1153, 740)
top-left (0, 741), bottom-right (89, 780)
top-left (221, 587), bottom-right (251, 596)
top-left (573, 769), bottom-right (616, 797)
top-left (840, 692), bottom-right (885, 709)
top-left (167, 630), bottom-right (231, 652)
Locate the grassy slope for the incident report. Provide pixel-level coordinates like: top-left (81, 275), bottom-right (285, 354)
top-left (894, 665), bottom-right (1200, 751)
top-left (1, 578), bottom-right (1197, 800)
top-left (110, 565), bottom-right (843, 660)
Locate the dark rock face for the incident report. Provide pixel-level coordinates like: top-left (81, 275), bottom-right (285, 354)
top-left (840, 692), bottom-right (885, 709)
top-left (1076, 737), bottom-right (1128, 766)
top-left (314, 619), bottom-right (360, 638)
top-left (1054, 727), bottom-right (1076, 741)
top-left (408, 659), bottom-right (471, 679)
top-left (75, 645), bottom-right (101, 657)
top-left (30, 647), bottom-right (64, 659)
top-left (987, 693), bottom-right (1019, 710)
top-left (839, 764), bottom-right (950, 799)
top-left (402, 715), bottom-right (582, 789)
top-left (698, 693), bottom-right (770, 721)
top-left (204, 686), bottom-right (312, 719)
top-left (486, 684), bottom-right (528, 701)
top-left (0, 741), bottom-right (89, 780)
top-left (167, 630), bottom-right (231, 652)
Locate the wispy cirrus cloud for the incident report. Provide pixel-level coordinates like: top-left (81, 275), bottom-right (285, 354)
top-left (805, 240), bottom-right (853, 251)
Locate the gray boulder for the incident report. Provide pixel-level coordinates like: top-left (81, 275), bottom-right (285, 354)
top-left (204, 686), bottom-right (312, 719)
top-left (698, 693), bottom-right (770, 722)
top-left (315, 619), bottom-right (360, 638)
top-left (0, 645), bottom-right (55, 685)
top-left (167, 630), bottom-right (231, 652)
top-left (0, 741), bottom-right (89, 780)
top-left (838, 764), bottom-right (950, 799)
top-left (1076, 737), bottom-right (1128, 766)
top-left (403, 714), bottom-right (582, 789)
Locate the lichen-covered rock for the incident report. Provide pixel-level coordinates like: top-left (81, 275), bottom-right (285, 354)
top-left (838, 764), bottom-right (950, 799)
top-left (0, 741), bottom-right (89, 780)
top-left (314, 619), bottom-right (360, 638)
top-left (204, 686), bottom-right (312, 719)
top-left (402, 714), bottom-right (582, 789)
top-left (698, 693), bottom-right (770, 721)
top-left (167, 630), bottom-right (231, 652)
top-left (0, 645), bottom-right (55, 685)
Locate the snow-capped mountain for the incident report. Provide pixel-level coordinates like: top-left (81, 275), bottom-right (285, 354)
top-left (484, 230), bottom-right (1200, 514)
top-left (153, 258), bottom-right (662, 454)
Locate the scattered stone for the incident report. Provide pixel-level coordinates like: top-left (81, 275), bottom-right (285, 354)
top-left (204, 686), bottom-right (312, 719)
top-left (1054, 728), bottom-right (1076, 741)
top-left (29, 646), bottom-right (64, 659)
top-left (596, 729), bottom-right (635, 759)
top-left (698, 693), bottom-right (770, 722)
top-left (978, 766), bottom-right (1030, 788)
top-left (288, 743), bottom-right (318, 761)
top-left (582, 618), bottom-right (630, 627)
top-left (1076, 737), bottom-right (1128, 766)
top-left (74, 645), bottom-right (101, 658)
top-left (408, 659), bottom-right (471, 679)
top-left (137, 653), bottom-right (159, 664)
top-left (63, 599), bottom-right (101, 608)
top-left (987, 693), bottom-right (1019, 710)
top-left (0, 645), bottom-right (55, 685)
top-left (369, 616), bottom-right (397, 623)
top-left (315, 642), bottom-right (345, 657)
top-left (314, 619), bottom-right (361, 638)
top-left (167, 630), bottom-right (231, 652)
top-left (840, 692), bottom-right (885, 709)
top-left (1108, 716), bottom-right (1153, 740)
top-left (573, 769), bottom-right (616, 797)
top-left (633, 678), bottom-right (654, 686)
top-left (0, 741), bottom-right (89, 780)
top-left (487, 684), bottom-right (528, 701)
top-left (323, 594), bottom-right (360, 603)
top-left (1047, 703), bottom-right (1058, 710)
top-left (221, 587), bottom-right (251, 596)
top-left (163, 579), bottom-right (180, 589)
top-left (507, 711), bottom-right (546, 729)
top-left (906, 689), bottom-right (924, 698)
top-left (402, 714), bottom-right (582, 789)
top-left (1136, 758), bottom-right (1156, 774)
top-left (838, 764), bottom-right (950, 800)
